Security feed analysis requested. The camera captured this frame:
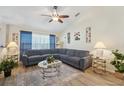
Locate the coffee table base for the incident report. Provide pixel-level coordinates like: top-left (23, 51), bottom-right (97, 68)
top-left (40, 65), bottom-right (61, 79)
top-left (38, 60), bottom-right (62, 79)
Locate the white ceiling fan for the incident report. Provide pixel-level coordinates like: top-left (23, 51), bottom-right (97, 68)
top-left (41, 6), bottom-right (69, 23)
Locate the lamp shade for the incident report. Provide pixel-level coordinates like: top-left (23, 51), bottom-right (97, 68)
top-left (7, 42), bottom-right (18, 48)
top-left (94, 42), bottom-right (106, 49)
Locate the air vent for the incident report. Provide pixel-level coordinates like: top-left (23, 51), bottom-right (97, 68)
top-left (75, 12), bottom-right (80, 17)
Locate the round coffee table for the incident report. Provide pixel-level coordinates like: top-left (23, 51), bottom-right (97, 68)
top-left (38, 60), bottom-right (62, 79)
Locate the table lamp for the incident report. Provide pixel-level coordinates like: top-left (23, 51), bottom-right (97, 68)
top-left (94, 41), bottom-right (106, 59)
top-left (7, 42), bottom-right (18, 55)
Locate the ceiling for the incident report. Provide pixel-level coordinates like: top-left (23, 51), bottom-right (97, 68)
top-left (0, 6), bottom-right (92, 32)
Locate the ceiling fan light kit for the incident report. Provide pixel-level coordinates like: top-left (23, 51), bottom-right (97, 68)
top-left (52, 16), bottom-right (59, 21)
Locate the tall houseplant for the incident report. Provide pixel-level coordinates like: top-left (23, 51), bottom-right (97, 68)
top-left (111, 50), bottom-right (124, 72)
top-left (111, 50), bottom-right (124, 79)
top-left (0, 57), bottom-right (18, 77)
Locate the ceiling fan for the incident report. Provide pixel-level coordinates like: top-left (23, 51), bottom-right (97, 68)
top-left (41, 6), bottom-right (69, 23)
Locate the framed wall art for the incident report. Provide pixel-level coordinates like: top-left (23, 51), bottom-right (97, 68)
top-left (67, 32), bottom-right (70, 44)
top-left (86, 27), bottom-right (91, 43)
top-left (12, 33), bottom-right (18, 44)
top-left (74, 32), bottom-right (80, 40)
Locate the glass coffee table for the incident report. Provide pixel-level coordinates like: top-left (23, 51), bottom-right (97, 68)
top-left (38, 60), bottom-right (62, 79)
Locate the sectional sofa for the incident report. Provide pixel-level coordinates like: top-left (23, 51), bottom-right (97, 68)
top-left (21, 49), bottom-right (92, 71)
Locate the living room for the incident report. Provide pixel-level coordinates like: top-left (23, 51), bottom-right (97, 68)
top-left (0, 0), bottom-right (124, 92)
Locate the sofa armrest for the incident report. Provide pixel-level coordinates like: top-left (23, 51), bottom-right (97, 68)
top-left (79, 56), bottom-right (92, 71)
top-left (21, 55), bottom-right (29, 66)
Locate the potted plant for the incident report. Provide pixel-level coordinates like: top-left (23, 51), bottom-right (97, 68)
top-left (0, 57), bottom-right (18, 77)
top-left (47, 55), bottom-right (55, 64)
top-left (111, 49), bottom-right (124, 79)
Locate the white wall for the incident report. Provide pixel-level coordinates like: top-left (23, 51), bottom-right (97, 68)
top-left (61, 7), bottom-right (124, 52)
top-left (0, 24), bottom-right (7, 54)
top-left (60, 7), bottom-right (124, 72)
top-left (0, 24), bottom-right (7, 47)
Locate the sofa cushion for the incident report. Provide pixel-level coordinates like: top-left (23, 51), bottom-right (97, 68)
top-left (25, 50), bottom-right (38, 56)
top-left (52, 54), bottom-right (60, 59)
top-left (43, 49), bottom-right (51, 54)
top-left (50, 49), bottom-right (58, 54)
top-left (62, 56), bottom-right (80, 67)
top-left (28, 55), bottom-right (42, 62)
top-left (59, 54), bottom-right (69, 60)
top-left (25, 49), bottom-right (47, 56)
top-left (66, 50), bottom-right (75, 56)
top-left (41, 54), bottom-right (51, 60)
top-left (58, 49), bottom-right (67, 54)
top-left (74, 50), bottom-right (89, 57)
top-left (68, 57), bottom-right (80, 62)
top-left (38, 50), bottom-right (49, 55)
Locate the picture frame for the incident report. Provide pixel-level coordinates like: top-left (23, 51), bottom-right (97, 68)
top-left (67, 32), bottom-right (70, 44)
top-left (74, 32), bottom-right (80, 40)
top-left (12, 33), bottom-right (18, 44)
top-left (86, 27), bottom-right (91, 43)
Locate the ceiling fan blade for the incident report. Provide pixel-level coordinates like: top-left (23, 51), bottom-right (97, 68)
top-left (49, 19), bottom-right (53, 23)
top-left (58, 19), bottom-right (63, 23)
top-left (41, 14), bottom-right (52, 17)
top-left (59, 15), bottom-right (69, 18)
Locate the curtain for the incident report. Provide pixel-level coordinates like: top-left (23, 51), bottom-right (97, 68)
top-left (20, 31), bottom-right (32, 60)
top-left (50, 34), bottom-right (56, 49)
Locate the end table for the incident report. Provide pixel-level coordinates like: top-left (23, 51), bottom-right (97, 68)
top-left (92, 57), bottom-right (106, 74)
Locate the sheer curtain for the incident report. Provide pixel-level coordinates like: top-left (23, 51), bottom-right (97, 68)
top-left (32, 33), bottom-right (50, 49)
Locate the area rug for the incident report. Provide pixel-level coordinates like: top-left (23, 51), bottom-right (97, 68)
top-left (16, 64), bottom-right (82, 86)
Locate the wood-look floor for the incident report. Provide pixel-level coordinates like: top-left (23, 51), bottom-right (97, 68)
top-left (0, 62), bottom-right (124, 86)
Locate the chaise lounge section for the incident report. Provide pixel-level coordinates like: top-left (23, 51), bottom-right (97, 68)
top-left (21, 49), bottom-right (92, 71)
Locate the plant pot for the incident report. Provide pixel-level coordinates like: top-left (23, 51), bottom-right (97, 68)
top-left (114, 71), bottom-right (124, 80)
top-left (4, 70), bottom-right (11, 77)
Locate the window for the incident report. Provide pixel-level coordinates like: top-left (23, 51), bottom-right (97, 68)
top-left (32, 33), bottom-right (50, 49)
top-left (20, 31), bottom-right (56, 53)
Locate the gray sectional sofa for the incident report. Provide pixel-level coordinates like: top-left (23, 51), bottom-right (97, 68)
top-left (21, 49), bottom-right (92, 71)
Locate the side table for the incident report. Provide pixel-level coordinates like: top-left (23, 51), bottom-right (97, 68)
top-left (92, 57), bottom-right (106, 74)
top-left (7, 54), bottom-right (19, 63)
